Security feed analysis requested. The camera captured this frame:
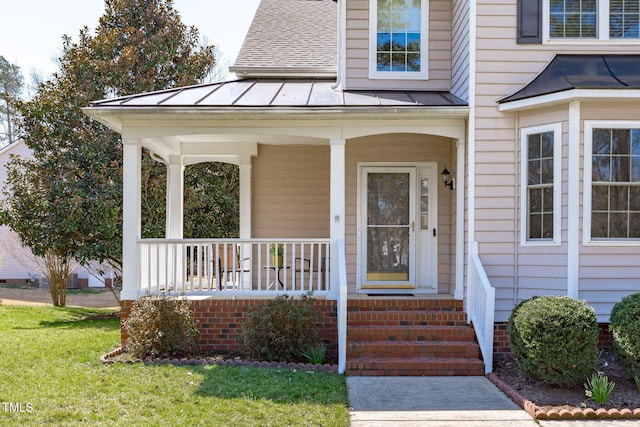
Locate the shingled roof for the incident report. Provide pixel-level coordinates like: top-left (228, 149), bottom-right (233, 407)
top-left (230, 0), bottom-right (337, 78)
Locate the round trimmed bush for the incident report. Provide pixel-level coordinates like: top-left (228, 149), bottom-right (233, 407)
top-left (610, 293), bottom-right (640, 378)
top-left (507, 295), bottom-right (598, 387)
top-left (125, 295), bottom-right (198, 359)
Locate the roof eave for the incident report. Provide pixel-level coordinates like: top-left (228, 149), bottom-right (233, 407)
top-left (498, 88), bottom-right (640, 112)
top-left (229, 66), bottom-right (337, 79)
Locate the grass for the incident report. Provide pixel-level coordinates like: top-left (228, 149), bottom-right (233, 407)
top-left (0, 305), bottom-right (349, 426)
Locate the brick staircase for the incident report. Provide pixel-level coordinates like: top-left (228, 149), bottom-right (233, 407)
top-left (346, 298), bottom-right (485, 376)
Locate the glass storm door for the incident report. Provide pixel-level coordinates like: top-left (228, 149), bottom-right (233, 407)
top-left (361, 167), bottom-right (416, 288)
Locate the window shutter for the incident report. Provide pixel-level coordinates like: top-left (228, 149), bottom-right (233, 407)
top-left (517, 0), bottom-right (542, 44)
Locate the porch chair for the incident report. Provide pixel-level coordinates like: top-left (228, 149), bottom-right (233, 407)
top-left (214, 244), bottom-right (251, 290)
top-left (294, 256), bottom-right (329, 291)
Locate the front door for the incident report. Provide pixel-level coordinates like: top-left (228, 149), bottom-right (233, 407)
top-left (359, 165), bottom-right (437, 292)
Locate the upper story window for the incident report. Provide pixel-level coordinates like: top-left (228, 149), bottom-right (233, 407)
top-left (369, 0), bottom-right (429, 80)
top-left (547, 0), bottom-right (640, 40)
top-left (584, 122), bottom-right (640, 244)
top-left (520, 123), bottom-right (562, 246)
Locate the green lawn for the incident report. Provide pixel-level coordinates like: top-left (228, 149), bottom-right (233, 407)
top-left (0, 306), bottom-right (349, 426)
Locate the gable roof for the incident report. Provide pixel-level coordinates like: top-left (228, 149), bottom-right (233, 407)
top-left (500, 54), bottom-right (640, 104)
top-left (230, 0), bottom-right (337, 78)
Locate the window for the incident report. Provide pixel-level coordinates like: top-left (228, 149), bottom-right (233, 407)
top-left (584, 123), bottom-right (640, 243)
top-left (369, 0), bottom-right (429, 79)
top-left (520, 124), bottom-right (562, 245)
top-left (546, 0), bottom-right (640, 40)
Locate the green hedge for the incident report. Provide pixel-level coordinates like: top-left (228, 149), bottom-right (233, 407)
top-left (610, 293), bottom-right (640, 378)
top-left (507, 295), bottom-right (598, 387)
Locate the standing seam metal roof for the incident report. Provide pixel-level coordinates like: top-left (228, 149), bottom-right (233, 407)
top-left (89, 79), bottom-right (468, 108)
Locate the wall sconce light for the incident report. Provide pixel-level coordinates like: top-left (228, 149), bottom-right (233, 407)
top-left (441, 166), bottom-right (455, 190)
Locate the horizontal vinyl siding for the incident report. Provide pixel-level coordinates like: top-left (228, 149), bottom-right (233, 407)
top-left (252, 145), bottom-right (330, 239)
top-left (345, 134), bottom-right (454, 294)
top-left (344, 0), bottom-right (452, 90)
top-left (475, 1), bottom-right (640, 321)
top-left (450, 0), bottom-right (469, 100)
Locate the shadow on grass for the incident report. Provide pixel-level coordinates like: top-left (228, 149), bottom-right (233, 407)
top-left (176, 364), bottom-right (347, 405)
top-left (6, 307), bottom-right (121, 330)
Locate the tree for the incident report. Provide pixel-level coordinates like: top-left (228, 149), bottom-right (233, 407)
top-left (1, 0), bottom-right (217, 306)
top-left (0, 56), bottom-right (23, 148)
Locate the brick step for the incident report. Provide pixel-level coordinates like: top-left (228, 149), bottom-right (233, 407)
top-left (347, 299), bottom-right (463, 313)
top-left (348, 310), bottom-right (468, 327)
top-left (347, 340), bottom-right (481, 359)
top-left (346, 357), bottom-right (485, 376)
top-left (347, 325), bottom-right (477, 342)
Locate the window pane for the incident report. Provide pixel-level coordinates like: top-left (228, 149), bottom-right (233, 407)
top-left (630, 213), bottom-right (640, 237)
top-left (610, 0), bottom-right (640, 38)
top-left (631, 186), bottom-right (640, 210)
top-left (592, 212), bottom-right (609, 237)
top-left (529, 213), bottom-right (542, 239)
top-left (592, 185), bottom-right (609, 211)
top-left (612, 129), bottom-right (631, 154)
top-left (610, 213), bottom-right (628, 237)
top-left (593, 129), bottom-right (611, 154)
top-left (542, 213), bottom-right (554, 238)
top-left (528, 134), bottom-right (541, 160)
top-left (593, 156), bottom-right (610, 181)
top-left (610, 185), bottom-right (629, 211)
top-left (541, 132), bottom-right (554, 157)
top-left (392, 33), bottom-right (406, 51)
top-left (550, 0), bottom-right (597, 38)
top-left (542, 159), bottom-right (554, 184)
top-left (612, 156), bottom-right (631, 182)
top-left (528, 159), bottom-right (541, 185)
top-left (530, 188), bottom-right (542, 213)
top-left (543, 186), bottom-right (554, 211)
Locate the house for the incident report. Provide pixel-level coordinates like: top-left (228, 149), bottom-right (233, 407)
top-left (83, 0), bottom-right (640, 375)
top-left (0, 140), bottom-right (110, 288)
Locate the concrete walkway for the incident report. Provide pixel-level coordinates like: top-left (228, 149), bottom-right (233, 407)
top-left (347, 376), bottom-right (538, 427)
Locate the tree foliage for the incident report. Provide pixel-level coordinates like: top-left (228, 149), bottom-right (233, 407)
top-left (0, 56), bottom-right (23, 147)
top-left (0, 0), bottom-right (229, 305)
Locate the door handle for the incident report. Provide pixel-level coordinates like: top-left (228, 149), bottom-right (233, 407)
top-left (433, 228), bottom-right (436, 237)
top-left (411, 221), bottom-right (415, 232)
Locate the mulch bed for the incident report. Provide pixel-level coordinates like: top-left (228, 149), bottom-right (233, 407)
top-left (489, 350), bottom-right (640, 420)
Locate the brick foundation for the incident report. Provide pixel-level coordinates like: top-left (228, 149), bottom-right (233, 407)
top-left (120, 298), bottom-right (338, 360)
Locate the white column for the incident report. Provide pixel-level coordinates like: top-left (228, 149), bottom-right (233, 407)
top-left (330, 138), bottom-right (347, 375)
top-left (454, 137), bottom-right (465, 300)
top-left (166, 156), bottom-right (184, 239)
top-left (121, 140), bottom-right (142, 301)
top-left (330, 138), bottom-right (346, 293)
top-left (567, 101), bottom-right (580, 299)
top-left (239, 163), bottom-right (252, 239)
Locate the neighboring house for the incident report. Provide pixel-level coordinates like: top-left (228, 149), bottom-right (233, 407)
top-left (83, 0), bottom-right (640, 375)
top-left (0, 141), bottom-right (108, 288)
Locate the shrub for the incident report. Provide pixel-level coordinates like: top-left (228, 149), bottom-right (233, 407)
top-left (125, 294), bottom-right (198, 359)
top-left (610, 293), bottom-right (640, 378)
top-left (241, 293), bottom-right (320, 363)
top-left (507, 295), bottom-right (598, 387)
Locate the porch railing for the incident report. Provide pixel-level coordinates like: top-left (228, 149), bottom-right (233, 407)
top-left (467, 241), bottom-right (495, 374)
top-left (336, 238), bottom-right (347, 375)
top-left (138, 238), bottom-right (331, 297)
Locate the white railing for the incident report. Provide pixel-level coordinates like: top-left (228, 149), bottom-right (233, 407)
top-left (467, 241), bottom-right (495, 374)
top-left (138, 238), bottom-right (330, 297)
top-left (336, 238), bottom-right (347, 375)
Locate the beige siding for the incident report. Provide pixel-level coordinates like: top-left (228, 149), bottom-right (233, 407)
top-left (475, 1), bottom-right (640, 321)
top-left (344, 0), bottom-right (452, 90)
top-left (451, 0), bottom-right (469, 100)
top-left (345, 134), bottom-right (455, 294)
top-left (252, 145), bottom-right (330, 239)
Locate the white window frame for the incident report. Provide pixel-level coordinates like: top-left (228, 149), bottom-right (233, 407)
top-left (583, 121), bottom-right (640, 246)
top-left (520, 123), bottom-right (562, 247)
top-left (368, 0), bottom-right (429, 80)
top-left (543, 0), bottom-right (640, 44)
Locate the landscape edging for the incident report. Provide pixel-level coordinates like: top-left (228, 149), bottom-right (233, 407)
top-left (101, 347), bottom-right (338, 373)
top-left (487, 372), bottom-right (640, 420)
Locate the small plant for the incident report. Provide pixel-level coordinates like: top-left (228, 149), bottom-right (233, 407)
top-left (302, 343), bottom-right (326, 365)
top-left (125, 294), bottom-right (198, 359)
top-left (507, 295), bottom-right (598, 387)
top-left (584, 372), bottom-right (615, 405)
top-left (241, 293), bottom-right (319, 363)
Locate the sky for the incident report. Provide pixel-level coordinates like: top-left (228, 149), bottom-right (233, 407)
top-left (0, 0), bottom-right (261, 84)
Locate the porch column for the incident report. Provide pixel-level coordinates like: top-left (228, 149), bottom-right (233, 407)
top-left (239, 162), bottom-right (252, 238)
top-left (330, 138), bottom-right (346, 293)
top-left (122, 139), bottom-right (142, 301)
top-left (166, 156), bottom-right (184, 239)
top-left (454, 137), bottom-right (465, 300)
top-left (330, 138), bottom-right (347, 375)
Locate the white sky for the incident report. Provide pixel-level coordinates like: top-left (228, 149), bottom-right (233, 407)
top-left (0, 0), bottom-right (261, 82)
